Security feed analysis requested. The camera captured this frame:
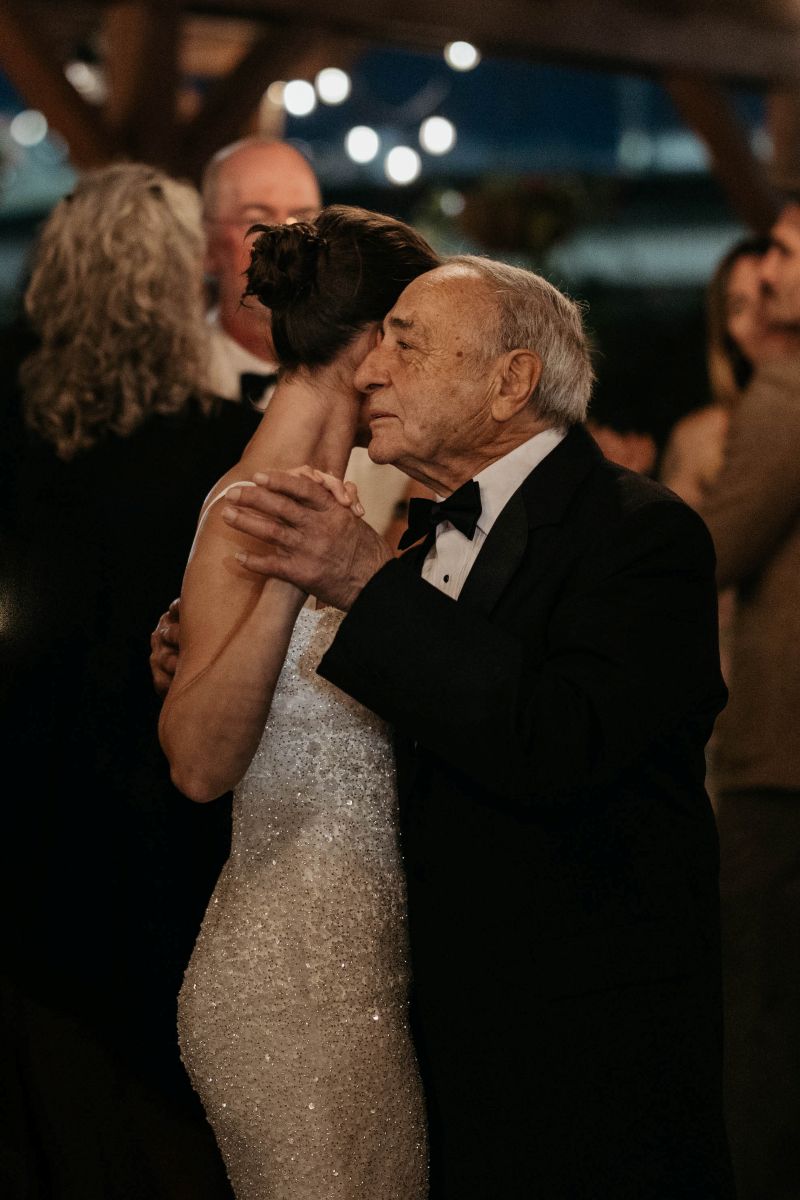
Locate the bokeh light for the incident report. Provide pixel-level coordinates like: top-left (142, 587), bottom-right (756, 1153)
top-left (283, 80), bottom-right (316, 117)
top-left (444, 41), bottom-right (481, 71)
top-left (265, 81), bottom-right (286, 107)
top-left (420, 116), bottom-right (456, 155)
top-left (345, 125), bottom-right (380, 163)
top-left (385, 146), bottom-right (421, 185)
top-left (10, 110), bottom-right (49, 147)
top-left (316, 68), bottom-right (351, 105)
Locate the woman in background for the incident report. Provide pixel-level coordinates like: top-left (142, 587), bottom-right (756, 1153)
top-left (0, 163), bottom-right (260, 1199)
top-left (660, 236), bottom-right (772, 507)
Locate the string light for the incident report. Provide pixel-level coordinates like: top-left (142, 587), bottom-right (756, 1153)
top-left (64, 61), bottom-right (106, 105)
top-left (283, 80), bottom-right (316, 117)
top-left (385, 146), bottom-right (421, 185)
top-left (420, 116), bottom-right (456, 155)
top-left (444, 41), bottom-right (481, 71)
top-left (10, 110), bottom-right (48, 147)
top-left (316, 68), bottom-right (351, 105)
top-left (265, 81), bottom-right (286, 107)
top-left (440, 189), bottom-right (466, 217)
top-left (345, 126), bottom-right (380, 163)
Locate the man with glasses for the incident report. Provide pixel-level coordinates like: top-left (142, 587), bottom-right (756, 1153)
top-left (202, 137), bottom-right (322, 408)
top-left (197, 136), bottom-right (413, 536)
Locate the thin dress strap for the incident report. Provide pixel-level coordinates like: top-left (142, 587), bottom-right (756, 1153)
top-left (195, 479), bottom-right (257, 536)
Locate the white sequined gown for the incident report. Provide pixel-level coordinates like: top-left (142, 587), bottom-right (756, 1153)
top-left (178, 605), bottom-right (428, 1199)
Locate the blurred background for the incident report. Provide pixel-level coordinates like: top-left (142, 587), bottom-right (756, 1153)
top-left (2, 0), bottom-right (798, 449)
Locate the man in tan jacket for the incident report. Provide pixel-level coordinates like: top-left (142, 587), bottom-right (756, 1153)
top-left (701, 198), bottom-right (800, 1200)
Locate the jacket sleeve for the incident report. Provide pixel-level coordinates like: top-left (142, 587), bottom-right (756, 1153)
top-left (701, 361), bottom-right (800, 589)
top-left (318, 498), bottom-right (725, 806)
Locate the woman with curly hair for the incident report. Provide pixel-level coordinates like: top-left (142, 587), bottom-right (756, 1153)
top-left (0, 163), bottom-right (258, 1199)
top-left (21, 162), bottom-right (214, 458)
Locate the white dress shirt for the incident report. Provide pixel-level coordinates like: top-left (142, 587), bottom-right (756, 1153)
top-left (205, 308), bottom-right (278, 407)
top-left (421, 427), bottom-right (566, 599)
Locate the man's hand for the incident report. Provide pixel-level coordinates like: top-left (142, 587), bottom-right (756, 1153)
top-left (149, 598), bottom-right (181, 698)
top-left (221, 470), bottom-right (392, 610)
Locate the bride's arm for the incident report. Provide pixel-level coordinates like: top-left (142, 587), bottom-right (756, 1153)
top-left (159, 354), bottom-right (361, 803)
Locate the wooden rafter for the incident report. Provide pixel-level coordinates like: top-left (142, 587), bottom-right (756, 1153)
top-left (103, 1), bottom-right (183, 167)
top-left (0, 0), bottom-right (118, 168)
top-left (664, 75), bottom-right (780, 232)
top-left (180, 26), bottom-right (360, 180)
top-left (183, 0), bottom-right (800, 85)
top-left (768, 88), bottom-right (800, 192)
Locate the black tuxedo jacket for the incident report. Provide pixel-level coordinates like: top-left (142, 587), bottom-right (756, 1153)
top-left (320, 426), bottom-right (734, 1199)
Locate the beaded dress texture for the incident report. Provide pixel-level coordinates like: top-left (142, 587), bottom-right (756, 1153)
top-left (178, 605), bottom-right (428, 1199)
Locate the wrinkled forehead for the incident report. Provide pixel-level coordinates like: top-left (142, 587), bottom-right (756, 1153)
top-left (388, 264), bottom-right (497, 331)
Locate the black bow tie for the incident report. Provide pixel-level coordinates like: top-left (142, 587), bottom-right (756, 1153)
top-left (240, 371), bottom-right (278, 408)
top-left (398, 479), bottom-right (482, 550)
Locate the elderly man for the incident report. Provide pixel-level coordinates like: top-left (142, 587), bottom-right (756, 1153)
top-left (200, 136), bottom-right (410, 532)
top-left (202, 137), bottom-right (321, 406)
top-left (223, 257), bottom-right (734, 1198)
top-left (700, 199), bottom-right (800, 1200)
top-left (150, 143), bottom-right (412, 685)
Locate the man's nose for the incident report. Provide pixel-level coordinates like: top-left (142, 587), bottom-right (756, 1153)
top-left (353, 344), bottom-right (387, 393)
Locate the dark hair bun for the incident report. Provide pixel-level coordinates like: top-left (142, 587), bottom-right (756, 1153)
top-left (241, 205), bottom-right (440, 369)
top-left (244, 223), bottom-right (326, 310)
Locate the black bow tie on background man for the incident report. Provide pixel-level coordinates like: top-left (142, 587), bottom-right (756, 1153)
top-left (398, 479), bottom-right (482, 550)
top-left (240, 371), bottom-right (278, 409)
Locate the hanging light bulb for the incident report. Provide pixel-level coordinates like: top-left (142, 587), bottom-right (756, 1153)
top-left (316, 68), bottom-right (351, 105)
top-left (10, 110), bottom-right (48, 147)
top-left (265, 81), bottom-right (287, 107)
top-left (345, 126), bottom-right (380, 163)
top-left (444, 41), bottom-right (481, 71)
top-left (385, 146), bottom-right (421, 186)
top-left (283, 80), bottom-right (316, 117)
top-left (420, 116), bottom-right (456, 155)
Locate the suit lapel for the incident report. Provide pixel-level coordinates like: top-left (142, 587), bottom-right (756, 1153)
top-left (459, 424), bottom-right (602, 617)
top-left (397, 530), bottom-right (435, 575)
top-left (457, 489), bottom-right (528, 615)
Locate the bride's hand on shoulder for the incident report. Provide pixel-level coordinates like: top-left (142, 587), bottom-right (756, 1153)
top-left (288, 465), bottom-right (365, 517)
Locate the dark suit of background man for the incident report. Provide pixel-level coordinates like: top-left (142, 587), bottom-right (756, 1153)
top-left (701, 198), bottom-right (800, 1200)
top-left (223, 256), bottom-right (735, 1198)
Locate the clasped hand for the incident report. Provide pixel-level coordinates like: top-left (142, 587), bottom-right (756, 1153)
top-left (221, 467), bottom-right (393, 611)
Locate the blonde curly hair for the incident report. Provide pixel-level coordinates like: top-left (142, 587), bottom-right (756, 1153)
top-left (22, 162), bottom-right (211, 460)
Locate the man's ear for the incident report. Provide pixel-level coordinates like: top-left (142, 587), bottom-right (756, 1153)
top-left (490, 350), bottom-right (543, 422)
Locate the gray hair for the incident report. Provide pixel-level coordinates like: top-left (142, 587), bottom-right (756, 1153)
top-left (446, 255), bottom-right (593, 425)
top-left (22, 163), bottom-right (210, 460)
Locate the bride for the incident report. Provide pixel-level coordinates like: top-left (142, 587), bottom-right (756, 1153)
top-left (158, 206), bottom-right (440, 1199)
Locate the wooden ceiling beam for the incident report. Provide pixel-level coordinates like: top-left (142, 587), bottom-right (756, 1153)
top-left (183, 0), bottom-right (800, 85)
top-left (768, 88), bottom-right (800, 193)
top-left (664, 75), bottom-right (780, 232)
top-left (103, 1), bottom-right (183, 168)
top-left (0, 1), bottom-right (118, 168)
top-left (179, 26), bottom-right (360, 180)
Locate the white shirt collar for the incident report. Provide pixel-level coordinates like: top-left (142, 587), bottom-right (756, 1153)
top-left (449, 427), bottom-right (567, 535)
top-left (205, 308), bottom-right (279, 401)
